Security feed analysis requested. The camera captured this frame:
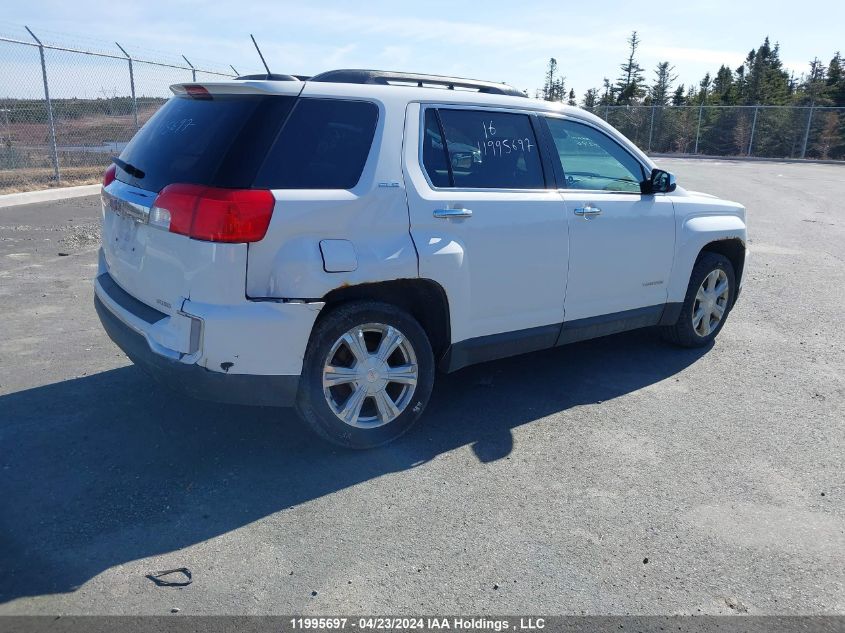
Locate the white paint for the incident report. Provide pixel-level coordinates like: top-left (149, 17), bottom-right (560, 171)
top-left (94, 77), bottom-right (747, 386)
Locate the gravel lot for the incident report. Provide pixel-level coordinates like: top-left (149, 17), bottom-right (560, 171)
top-left (0, 159), bottom-right (843, 615)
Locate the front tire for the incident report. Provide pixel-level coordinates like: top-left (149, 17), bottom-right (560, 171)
top-left (296, 301), bottom-right (435, 449)
top-left (662, 252), bottom-right (736, 348)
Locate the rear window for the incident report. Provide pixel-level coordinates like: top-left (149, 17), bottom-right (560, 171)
top-left (116, 94), bottom-right (295, 193)
top-left (253, 99), bottom-right (379, 189)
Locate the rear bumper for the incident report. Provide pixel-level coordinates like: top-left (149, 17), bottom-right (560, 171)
top-left (95, 295), bottom-right (299, 406)
top-left (93, 270), bottom-right (323, 407)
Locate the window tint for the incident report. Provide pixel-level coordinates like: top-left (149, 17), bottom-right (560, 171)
top-left (545, 118), bottom-right (645, 193)
top-left (117, 94), bottom-right (295, 193)
top-left (255, 98), bottom-right (378, 189)
top-left (430, 109), bottom-right (545, 189)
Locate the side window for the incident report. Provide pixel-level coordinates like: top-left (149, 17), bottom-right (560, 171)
top-left (422, 109), bottom-right (451, 188)
top-left (545, 118), bottom-right (645, 193)
top-left (254, 98), bottom-right (378, 189)
top-left (426, 108), bottom-right (545, 189)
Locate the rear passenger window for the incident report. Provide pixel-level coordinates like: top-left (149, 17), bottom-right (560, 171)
top-left (423, 108), bottom-right (545, 189)
top-left (422, 109), bottom-right (451, 188)
top-left (255, 99), bottom-right (378, 189)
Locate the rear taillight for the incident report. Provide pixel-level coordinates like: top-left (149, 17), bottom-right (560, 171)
top-left (103, 163), bottom-right (116, 187)
top-left (150, 184), bottom-right (275, 243)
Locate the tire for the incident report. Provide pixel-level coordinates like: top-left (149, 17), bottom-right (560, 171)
top-left (661, 252), bottom-right (736, 348)
top-left (295, 301), bottom-right (435, 449)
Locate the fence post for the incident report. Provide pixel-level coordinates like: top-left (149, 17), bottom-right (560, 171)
top-left (115, 42), bottom-right (138, 130)
top-left (182, 55), bottom-right (197, 82)
top-left (648, 105), bottom-right (656, 152)
top-left (800, 104), bottom-right (814, 159)
top-left (25, 26), bottom-right (60, 183)
top-left (748, 106), bottom-right (759, 156)
top-left (694, 104), bottom-right (704, 154)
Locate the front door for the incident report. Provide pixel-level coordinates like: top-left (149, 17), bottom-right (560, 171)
top-left (543, 116), bottom-right (676, 322)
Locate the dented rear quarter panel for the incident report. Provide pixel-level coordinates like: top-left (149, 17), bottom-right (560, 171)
top-left (245, 86), bottom-right (418, 299)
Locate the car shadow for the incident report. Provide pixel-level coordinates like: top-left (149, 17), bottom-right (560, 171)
top-left (0, 328), bottom-right (708, 603)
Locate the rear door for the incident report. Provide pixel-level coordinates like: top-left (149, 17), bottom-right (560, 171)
top-left (542, 116), bottom-right (676, 322)
top-left (403, 104), bottom-right (569, 354)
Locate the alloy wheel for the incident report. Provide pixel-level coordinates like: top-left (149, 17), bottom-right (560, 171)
top-left (322, 323), bottom-right (419, 428)
top-left (692, 269), bottom-right (730, 337)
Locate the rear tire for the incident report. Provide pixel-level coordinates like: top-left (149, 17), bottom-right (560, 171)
top-left (296, 301), bottom-right (435, 449)
top-left (662, 252), bottom-right (736, 348)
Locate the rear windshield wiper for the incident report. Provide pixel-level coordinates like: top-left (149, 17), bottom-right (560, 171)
top-left (112, 157), bottom-right (145, 179)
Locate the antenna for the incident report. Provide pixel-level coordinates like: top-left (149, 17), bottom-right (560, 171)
top-left (250, 34), bottom-right (271, 78)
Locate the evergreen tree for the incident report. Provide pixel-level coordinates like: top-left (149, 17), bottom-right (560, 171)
top-left (820, 53), bottom-right (845, 158)
top-left (650, 61), bottom-right (677, 106)
top-left (697, 73), bottom-right (712, 104)
top-left (597, 78), bottom-right (616, 106)
top-left (739, 38), bottom-right (791, 105)
top-left (711, 65), bottom-right (735, 104)
top-left (826, 52), bottom-right (845, 106)
top-left (616, 31), bottom-right (646, 104)
top-left (567, 88), bottom-right (577, 106)
top-left (802, 58), bottom-right (828, 105)
top-left (534, 35), bottom-right (845, 159)
top-left (540, 58), bottom-right (566, 102)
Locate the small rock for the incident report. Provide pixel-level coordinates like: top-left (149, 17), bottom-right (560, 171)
top-left (57, 252), bottom-right (69, 257)
top-left (724, 597), bottom-right (748, 613)
top-left (311, 590), bottom-right (317, 597)
top-left (171, 608), bottom-right (180, 613)
top-left (493, 584), bottom-right (499, 590)
top-left (643, 557), bottom-right (649, 564)
top-left (821, 492), bottom-right (826, 497)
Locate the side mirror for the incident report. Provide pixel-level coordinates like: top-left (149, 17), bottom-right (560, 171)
top-left (642, 168), bottom-right (676, 194)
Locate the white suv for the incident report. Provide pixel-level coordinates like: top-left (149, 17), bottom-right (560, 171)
top-left (95, 69), bottom-right (748, 448)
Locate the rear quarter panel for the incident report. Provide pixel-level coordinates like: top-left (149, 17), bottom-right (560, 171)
top-left (245, 88), bottom-right (417, 299)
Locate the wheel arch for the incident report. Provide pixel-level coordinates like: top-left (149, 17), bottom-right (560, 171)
top-left (699, 237), bottom-right (746, 300)
top-left (320, 279), bottom-right (451, 362)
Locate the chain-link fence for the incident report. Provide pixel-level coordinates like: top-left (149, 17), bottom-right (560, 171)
top-left (591, 105), bottom-right (845, 161)
top-left (0, 29), bottom-right (238, 193)
top-left (4, 30), bottom-right (845, 194)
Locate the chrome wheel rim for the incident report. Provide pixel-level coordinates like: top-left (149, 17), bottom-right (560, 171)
top-left (322, 323), bottom-right (418, 429)
top-left (692, 269), bottom-right (729, 337)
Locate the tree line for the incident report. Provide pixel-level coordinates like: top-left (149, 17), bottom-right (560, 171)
top-left (537, 32), bottom-right (845, 159)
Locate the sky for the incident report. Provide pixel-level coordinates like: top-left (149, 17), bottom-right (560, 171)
top-left (1, 0), bottom-right (843, 100)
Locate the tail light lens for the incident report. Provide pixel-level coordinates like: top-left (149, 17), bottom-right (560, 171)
top-left (151, 184), bottom-right (275, 243)
top-left (184, 84), bottom-right (212, 99)
top-left (103, 164), bottom-right (116, 187)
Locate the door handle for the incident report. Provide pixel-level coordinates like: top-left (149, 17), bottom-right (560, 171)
top-left (574, 205), bottom-right (602, 218)
top-left (433, 208), bottom-right (473, 219)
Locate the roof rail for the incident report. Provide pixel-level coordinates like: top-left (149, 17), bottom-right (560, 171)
top-left (309, 69), bottom-right (526, 97)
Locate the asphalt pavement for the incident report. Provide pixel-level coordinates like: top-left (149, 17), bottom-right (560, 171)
top-left (0, 159), bottom-right (843, 615)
